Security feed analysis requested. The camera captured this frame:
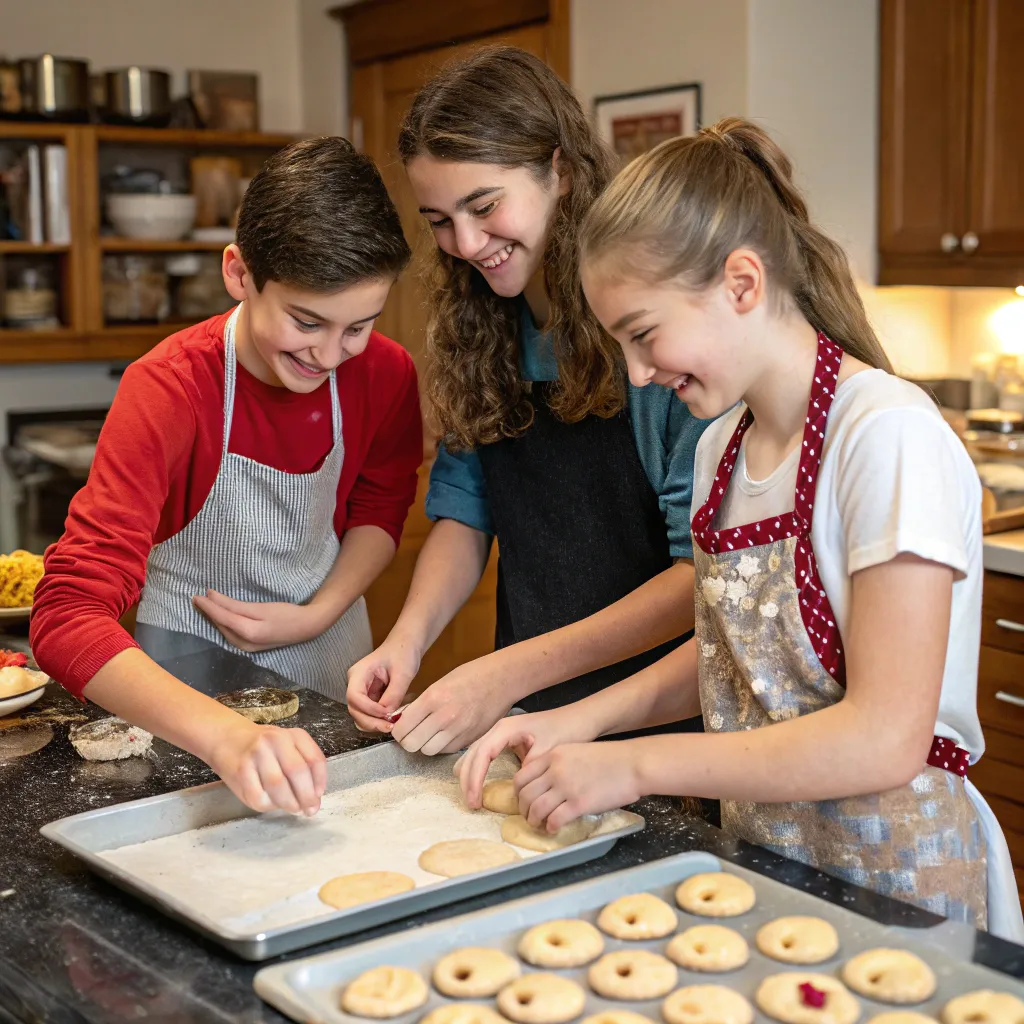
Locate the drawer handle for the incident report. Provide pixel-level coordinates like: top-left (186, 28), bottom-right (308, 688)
top-left (995, 618), bottom-right (1024, 633)
top-left (995, 690), bottom-right (1024, 708)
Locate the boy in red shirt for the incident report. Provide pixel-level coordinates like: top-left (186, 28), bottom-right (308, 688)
top-left (31, 138), bottom-right (421, 816)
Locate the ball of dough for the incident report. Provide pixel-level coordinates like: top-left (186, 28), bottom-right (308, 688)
top-left (418, 839), bottom-right (519, 878)
top-left (518, 918), bottom-right (604, 968)
top-left (663, 985), bottom-right (755, 1024)
top-left (755, 972), bottom-right (861, 1024)
top-left (942, 992), bottom-right (1024, 1024)
top-left (501, 814), bottom-right (598, 852)
top-left (69, 718), bottom-right (153, 761)
top-left (756, 917), bottom-right (839, 965)
top-left (215, 687), bottom-right (299, 723)
top-left (421, 1007), bottom-right (509, 1024)
top-left (432, 947), bottom-right (520, 998)
top-left (597, 892), bottom-right (677, 940)
top-left (665, 925), bottom-right (749, 972)
top-left (0, 665), bottom-right (46, 698)
top-left (841, 949), bottom-right (936, 1004)
top-left (482, 779), bottom-right (519, 815)
top-left (588, 949), bottom-right (677, 1000)
top-left (318, 871), bottom-right (414, 910)
top-left (583, 1013), bottom-right (653, 1024)
top-left (675, 873), bottom-right (756, 918)
top-left (341, 966), bottom-right (429, 1018)
top-left (497, 973), bottom-right (587, 1024)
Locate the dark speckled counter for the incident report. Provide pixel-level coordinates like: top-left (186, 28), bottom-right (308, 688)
top-left (1, 634), bottom-right (1022, 1023)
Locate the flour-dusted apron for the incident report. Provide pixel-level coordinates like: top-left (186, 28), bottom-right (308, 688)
top-left (691, 331), bottom-right (1015, 932)
top-left (136, 304), bottom-right (372, 699)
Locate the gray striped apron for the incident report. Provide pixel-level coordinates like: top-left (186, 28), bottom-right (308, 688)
top-left (136, 303), bottom-right (372, 699)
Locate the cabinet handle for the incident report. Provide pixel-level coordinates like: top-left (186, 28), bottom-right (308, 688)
top-left (995, 690), bottom-right (1024, 708)
top-left (941, 233), bottom-right (959, 253)
top-left (996, 618), bottom-right (1024, 633)
top-left (961, 232), bottom-right (979, 253)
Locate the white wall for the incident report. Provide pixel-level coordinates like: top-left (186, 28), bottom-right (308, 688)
top-left (1, 0), bottom-right (305, 132)
top-left (572, 0), bottom-right (748, 127)
top-left (300, 0), bottom-right (350, 137)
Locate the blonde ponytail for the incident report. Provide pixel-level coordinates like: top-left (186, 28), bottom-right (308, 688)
top-left (581, 117), bottom-right (892, 373)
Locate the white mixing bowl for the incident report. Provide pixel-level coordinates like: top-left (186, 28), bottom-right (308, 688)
top-left (107, 193), bottom-right (197, 241)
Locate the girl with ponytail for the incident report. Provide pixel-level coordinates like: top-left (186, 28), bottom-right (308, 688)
top-left (459, 117), bottom-right (1023, 939)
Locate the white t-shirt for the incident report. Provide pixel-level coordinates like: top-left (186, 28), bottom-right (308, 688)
top-left (692, 369), bottom-right (985, 757)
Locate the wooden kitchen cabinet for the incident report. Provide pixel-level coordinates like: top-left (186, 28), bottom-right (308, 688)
top-left (974, 569), bottom-right (1024, 904)
top-left (879, 0), bottom-right (1024, 285)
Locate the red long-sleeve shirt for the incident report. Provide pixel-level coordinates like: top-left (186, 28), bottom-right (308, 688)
top-left (31, 310), bottom-right (422, 697)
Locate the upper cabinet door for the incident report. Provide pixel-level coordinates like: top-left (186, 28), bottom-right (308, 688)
top-left (968, 0), bottom-right (1024, 258)
top-left (878, 0), bottom-right (972, 257)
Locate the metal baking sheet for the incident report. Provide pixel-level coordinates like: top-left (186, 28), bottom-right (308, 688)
top-left (39, 741), bottom-right (644, 960)
top-left (254, 850), bottom-right (1024, 1024)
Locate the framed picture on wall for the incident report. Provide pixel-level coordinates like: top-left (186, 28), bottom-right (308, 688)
top-left (594, 83), bottom-right (701, 164)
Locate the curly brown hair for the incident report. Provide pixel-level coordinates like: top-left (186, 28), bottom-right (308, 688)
top-left (398, 46), bottom-right (622, 451)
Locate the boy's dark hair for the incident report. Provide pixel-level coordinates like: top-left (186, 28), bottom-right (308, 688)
top-left (236, 136), bottom-right (411, 292)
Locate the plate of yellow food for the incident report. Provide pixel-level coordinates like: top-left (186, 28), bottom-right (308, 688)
top-left (0, 649), bottom-right (48, 716)
top-left (0, 549), bottom-right (44, 621)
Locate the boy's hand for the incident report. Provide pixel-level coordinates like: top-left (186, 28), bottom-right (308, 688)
top-left (207, 718), bottom-right (328, 815)
top-left (193, 589), bottom-right (325, 652)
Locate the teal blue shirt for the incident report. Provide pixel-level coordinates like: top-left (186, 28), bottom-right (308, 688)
top-left (425, 309), bottom-right (712, 559)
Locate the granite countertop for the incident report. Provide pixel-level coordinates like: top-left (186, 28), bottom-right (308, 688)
top-left (984, 529), bottom-right (1024, 577)
top-left (2, 636), bottom-right (1023, 1023)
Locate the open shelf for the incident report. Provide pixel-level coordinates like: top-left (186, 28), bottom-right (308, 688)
top-left (0, 241), bottom-right (71, 254)
top-left (95, 126), bottom-right (296, 148)
top-left (99, 238), bottom-right (230, 253)
top-left (0, 122), bottom-right (75, 141)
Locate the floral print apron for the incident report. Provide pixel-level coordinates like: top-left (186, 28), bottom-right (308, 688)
top-left (691, 332), bottom-right (988, 926)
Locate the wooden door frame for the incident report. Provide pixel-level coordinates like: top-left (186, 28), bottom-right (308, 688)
top-left (332, 0), bottom-right (570, 81)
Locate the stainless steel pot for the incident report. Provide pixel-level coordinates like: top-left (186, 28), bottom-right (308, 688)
top-left (19, 55), bottom-right (90, 121)
top-left (102, 68), bottom-right (172, 126)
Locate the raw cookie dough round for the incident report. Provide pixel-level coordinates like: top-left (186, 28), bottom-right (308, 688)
top-left (588, 949), bottom-right (677, 1001)
top-left (942, 992), bottom-right (1024, 1024)
top-left (871, 1015), bottom-right (939, 1024)
top-left (341, 966), bottom-right (429, 1018)
top-left (666, 925), bottom-right (749, 972)
top-left (418, 839), bottom-right (519, 878)
top-left (756, 917), bottom-right (840, 965)
top-left (318, 871), bottom-right (415, 910)
top-left (421, 1006), bottom-right (510, 1024)
top-left (433, 947), bottom-right (521, 998)
top-left (518, 919), bottom-right (605, 968)
top-left (663, 985), bottom-right (755, 1024)
top-left (597, 892), bottom-right (677, 940)
top-left (755, 972), bottom-right (861, 1024)
top-left (215, 687), bottom-right (299, 723)
top-left (69, 718), bottom-right (153, 761)
top-left (497, 973), bottom-right (587, 1024)
top-left (583, 1013), bottom-right (653, 1024)
top-left (501, 815), bottom-right (598, 852)
top-left (483, 779), bottom-right (519, 815)
top-left (0, 665), bottom-right (46, 698)
top-left (841, 949), bottom-right (936, 1004)
top-left (675, 873), bottom-right (756, 918)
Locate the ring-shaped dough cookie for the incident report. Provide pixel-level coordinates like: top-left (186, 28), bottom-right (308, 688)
top-left (583, 1013), bottom-right (653, 1024)
top-left (755, 972), bottom-right (861, 1024)
top-left (341, 966), bottom-right (429, 1018)
top-left (756, 917), bottom-right (839, 965)
top-left (497, 974), bottom-right (587, 1024)
top-left (666, 925), bottom-right (749, 972)
top-left (663, 985), bottom-right (756, 1024)
top-left (432, 947), bottom-right (520, 998)
top-left (941, 991), bottom-right (1024, 1024)
top-left (420, 1006), bottom-right (509, 1024)
top-left (841, 949), bottom-right (936, 1005)
top-left (675, 873), bottom-right (756, 918)
top-left (518, 919), bottom-right (605, 968)
top-left (869, 1014), bottom-right (939, 1024)
top-left (588, 950), bottom-right (678, 1001)
top-left (597, 892), bottom-right (677, 940)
